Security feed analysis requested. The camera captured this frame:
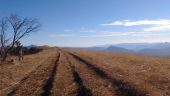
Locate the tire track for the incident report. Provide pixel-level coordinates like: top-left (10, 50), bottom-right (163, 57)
top-left (68, 52), bottom-right (148, 96)
top-left (6, 62), bottom-right (43, 96)
top-left (7, 51), bottom-right (60, 96)
top-left (66, 52), bottom-right (117, 96)
top-left (64, 52), bottom-right (93, 96)
top-left (71, 65), bottom-right (93, 96)
top-left (41, 53), bottom-right (60, 96)
top-left (51, 52), bottom-right (78, 96)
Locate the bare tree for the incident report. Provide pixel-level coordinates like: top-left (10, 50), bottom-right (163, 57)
top-left (0, 18), bottom-right (9, 60)
top-left (0, 15), bottom-right (41, 61)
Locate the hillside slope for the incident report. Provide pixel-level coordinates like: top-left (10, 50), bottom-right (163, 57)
top-left (0, 48), bottom-right (169, 96)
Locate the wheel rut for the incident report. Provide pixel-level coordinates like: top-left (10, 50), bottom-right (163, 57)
top-left (7, 51), bottom-right (60, 96)
top-left (68, 52), bottom-right (148, 96)
top-left (41, 53), bottom-right (60, 96)
top-left (4, 49), bottom-right (149, 96)
top-left (65, 52), bottom-right (117, 96)
top-left (51, 52), bottom-right (78, 96)
top-left (64, 52), bottom-right (93, 96)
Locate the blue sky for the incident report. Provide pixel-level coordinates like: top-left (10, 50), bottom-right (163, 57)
top-left (1, 0), bottom-right (170, 47)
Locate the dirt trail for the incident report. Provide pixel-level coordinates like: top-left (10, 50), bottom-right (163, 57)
top-left (66, 52), bottom-right (118, 96)
top-left (7, 52), bottom-right (60, 96)
top-left (51, 52), bottom-right (78, 96)
top-left (0, 48), bottom-right (57, 94)
top-left (68, 52), bottom-right (148, 96)
top-left (65, 53), bottom-right (93, 96)
top-left (0, 49), bottom-right (151, 96)
top-left (41, 53), bottom-right (60, 96)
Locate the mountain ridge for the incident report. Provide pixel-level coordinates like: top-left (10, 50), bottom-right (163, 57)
top-left (74, 42), bottom-right (170, 56)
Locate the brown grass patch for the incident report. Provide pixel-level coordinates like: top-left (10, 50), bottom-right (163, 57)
top-left (67, 49), bottom-right (170, 96)
top-left (0, 47), bottom-right (57, 95)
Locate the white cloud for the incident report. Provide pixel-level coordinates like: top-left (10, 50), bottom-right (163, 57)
top-left (48, 31), bottom-right (170, 39)
top-left (101, 19), bottom-right (170, 26)
top-left (64, 29), bottom-right (73, 32)
top-left (64, 29), bottom-right (97, 33)
top-left (79, 30), bottom-right (96, 33)
top-left (90, 31), bottom-right (170, 37)
top-left (144, 25), bottom-right (170, 31)
top-left (49, 34), bottom-right (74, 37)
top-left (101, 19), bottom-right (170, 31)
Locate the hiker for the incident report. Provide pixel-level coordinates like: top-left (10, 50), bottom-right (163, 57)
top-left (17, 45), bottom-right (24, 61)
top-left (0, 47), bottom-right (5, 60)
top-left (0, 48), bottom-right (2, 58)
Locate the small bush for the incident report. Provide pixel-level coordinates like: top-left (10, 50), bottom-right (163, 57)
top-left (28, 47), bottom-right (43, 54)
top-left (8, 47), bottom-right (42, 55)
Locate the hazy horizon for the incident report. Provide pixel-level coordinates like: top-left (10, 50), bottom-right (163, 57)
top-left (28, 42), bottom-right (170, 48)
top-left (1, 0), bottom-right (170, 47)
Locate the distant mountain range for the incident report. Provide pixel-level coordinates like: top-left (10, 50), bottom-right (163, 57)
top-left (105, 46), bottom-right (134, 53)
top-left (139, 47), bottom-right (170, 56)
top-left (114, 42), bottom-right (170, 51)
top-left (77, 42), bottom-right (170, 56)
top-left (27, 43), bottom-right (170, 56)
top-left (26, 45), bottom-right (38, 49)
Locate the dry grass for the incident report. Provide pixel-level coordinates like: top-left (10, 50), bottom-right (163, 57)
top-left (68, 49), bottom-right (170, 96)
top-left (1, 48), bottom-right (170, 96)
top-left (0, 47), bottom-right (57, 95)
top-left (52, 52), bottom-right (78, 96)
top-left (68, 52), bottom-right (117, 96)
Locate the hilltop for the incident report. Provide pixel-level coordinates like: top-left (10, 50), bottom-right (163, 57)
top-left (0, 47), bottom-right (169, 96)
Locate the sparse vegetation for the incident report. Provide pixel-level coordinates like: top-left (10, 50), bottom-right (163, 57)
top-left (0, 48), bottom-right (169, 96)
top-left (69, 49), bottom-right (170, 96)
top-left (28, 47), bottom-right (43, 54)
top-left (0, 15), bottom-right (41, 61)
top-left (1, 0), bottom-right (169, 96)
